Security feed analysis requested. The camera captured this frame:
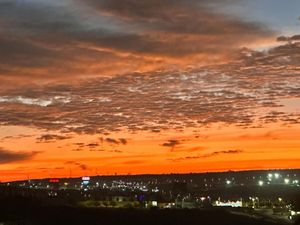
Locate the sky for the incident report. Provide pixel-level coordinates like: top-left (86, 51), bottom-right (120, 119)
top-left (0, 0), bottom-right (300, 182)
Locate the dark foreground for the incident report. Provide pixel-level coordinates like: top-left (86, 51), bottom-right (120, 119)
top-left (0, 196), bottom-right (290, 225)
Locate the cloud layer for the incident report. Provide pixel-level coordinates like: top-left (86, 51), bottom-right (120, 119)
top-left (0, 37), bottom-right (299, 135)
top-left (0, 1), bottom-right (299, 146)
top-left (0, 0), bottom-right (273, 86)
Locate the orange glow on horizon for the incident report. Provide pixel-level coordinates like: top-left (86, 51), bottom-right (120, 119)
top-left (1, 123), bottom-right (300, 182)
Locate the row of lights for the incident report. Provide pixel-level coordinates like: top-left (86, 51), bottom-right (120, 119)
top-left (258, 173), bottom-right (299, 186)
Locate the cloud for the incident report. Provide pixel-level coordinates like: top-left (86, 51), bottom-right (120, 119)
top-left (277, 36), bottom-right (290, 42)
top-left (0, 0), bottom-right (273, 85)
top-left (170, 149), bottom-right (243, 162)
top-left (81, 0), bottom-right (272, 57)
top-left (200, 149), bottom-right (243, 158)
top-left (119, 138), bottom-right (127, 145)
top-left (242, 40), bottom-right (300, 66)
top-left (78, 164), bottom-right (88, 170)
top-left (71, 142), bottom-right (106, 151)
top-left (277, 35), bottom-right (300, 42)
top-left (0, 19), bottom-right (299, 135)
top-left (105, 138), bottom-right (127, 145)
top-left (64, 161), bottom-right (88, 170)
top-left (0, 148), bottom-right (39, 164)
top-left (162, 140), bottom-right (181, 151)
top-left (86, 143), bottom-right (99, 148)
top-left (36, 134), bottom-right (71, 143)
top-left (1, 134), bottom-right (34, 141)
top-left (0, 41), bottom-right (299, 135)
top-left (105, 138), bottom-right (120, 145)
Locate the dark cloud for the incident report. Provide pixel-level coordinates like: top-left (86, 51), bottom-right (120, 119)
top-left (0, 0), bottom-right (154, 83)
top-left (1, 134), bottom-right (34, 141)
top-left (119, 138), bottom-right (127, 145)
top-left (162, 140), bottom-right (181, 151)
top-left (73, 143), bottom-right (85, 147)
top-left (0, 148), bottom-right (39, 164)
top-left (200, 149), bottom-right (243, 158)
top-left (86, 143), bottom-right (99, 148)
top-left (105, 138), bottom-right (128, 145)
top-left (78, 164), bottom-right (88, 170)
top-left (0, 0), bottom-right (273, 83)
top-left (277, 35), bottom-right (300, 42)
top-left (242, 40), bottom-right (300, 66)
top-left (277, 36), bottom-right (290, 42)
top-left (80, 0), bottom-right (272, 57)
top-left (171, 149), bottom-right (243, 162)
top-left (71, 142), bottom-right (105, 151)
top-left (105, 138), bottom-right (120, 145)
top-left (111, 150), bottom-right (123, 153)
top-left (64, 161), bottom-right (88, 170)
top-left (291, 35), bottom-right (300, 41)
top-left (84, 0), bottom-right (268, 35)
top-left (36, 134), bottom-right (71, 143)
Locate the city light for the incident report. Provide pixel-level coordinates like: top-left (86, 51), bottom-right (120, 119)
top-left (293, 180), bottom-right (299, 184)
top-left (49, 179), bottom-right (59, 183)
top-left (82, 176), bottom-right (90, 181)
top-left (226, 180), bottom-right (231, 185)
top-left (215, 200), bottom-right (243, 208)
top-left (284, 178), bottom-right (290, 184)
top-left (258, 181), bottom-right (264, 186)
top-left (152, 201), bottom-right (158, 207)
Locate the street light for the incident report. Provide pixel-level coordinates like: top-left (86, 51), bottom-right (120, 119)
top-left (284, 178), bottom-right (290, 184)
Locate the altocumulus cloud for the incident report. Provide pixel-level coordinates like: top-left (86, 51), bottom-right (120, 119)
top-left (0, 2), bottom-right (299, 136)
top-left (0, 40), bottom-right (300, 135)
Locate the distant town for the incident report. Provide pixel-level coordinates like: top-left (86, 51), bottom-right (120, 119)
top-left (1, 169), bottom-right (300, 224)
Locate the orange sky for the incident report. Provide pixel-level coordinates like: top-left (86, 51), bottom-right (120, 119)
top-left (1, 120), bottom-right (300, 182)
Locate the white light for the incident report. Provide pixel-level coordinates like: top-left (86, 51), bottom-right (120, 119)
top-left (215, 200), bottom-right (242, 208)
top-left (200, 197), bottom-right (206, 201)
top-left (268, 173), bottom-right (273, 178)
top-left (152, 201), bottom-right (158, 207)
top-left (258, 181), bottom-right (264, 186)
top-left (226, 180), bottom-right (231, 185)
top-left (274, 173), bottom-right (280, 179)
top-left (284, 178), bottom-right (290, 184)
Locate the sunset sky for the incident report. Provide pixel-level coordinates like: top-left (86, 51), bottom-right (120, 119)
top-left (0, 0), bottom-right (300, 182)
